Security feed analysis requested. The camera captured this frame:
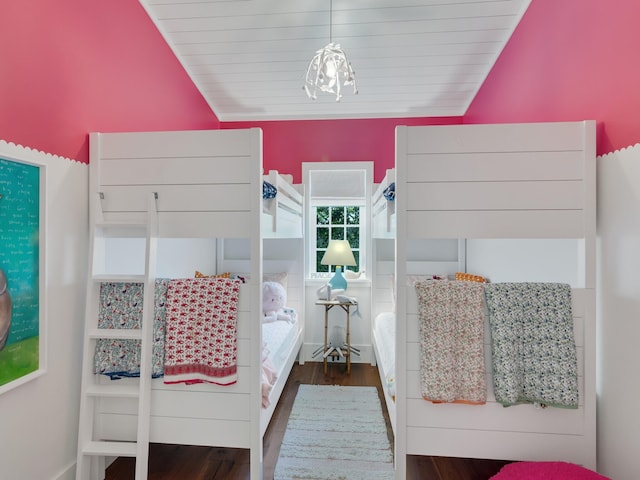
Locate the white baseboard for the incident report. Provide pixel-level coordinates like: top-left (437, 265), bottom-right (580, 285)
top-left (53, 462), bottom-right (75, 480)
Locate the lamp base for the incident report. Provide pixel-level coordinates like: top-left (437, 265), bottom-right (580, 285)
top-left (328, 266), bottom-right (348, 291)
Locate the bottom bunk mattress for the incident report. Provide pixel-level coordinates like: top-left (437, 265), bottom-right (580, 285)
top-left (261, 317), bottom-right (299, 408)
top-left (262, 318), bottom-right (299, 374)
top-left (373, 311), bottom-right (396, 399)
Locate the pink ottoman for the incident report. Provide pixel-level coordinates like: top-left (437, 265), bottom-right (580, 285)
top-left (490, 462), bottom-right (610, 479)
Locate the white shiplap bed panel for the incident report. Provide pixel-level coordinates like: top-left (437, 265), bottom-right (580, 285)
top-left (394, 121), bottom-right (597, 478)
top-left (407, 210), bottom-right (585, 239)
top-left (404, 123), bottom-right (591, 240)
top-left (97, 129), bottom-right (259, 159)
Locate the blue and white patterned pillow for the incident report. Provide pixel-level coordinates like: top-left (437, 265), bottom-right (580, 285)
top-left (383, 182), bottom-right (395, 201)
top-left (263, 180), bottom-right (277, 199)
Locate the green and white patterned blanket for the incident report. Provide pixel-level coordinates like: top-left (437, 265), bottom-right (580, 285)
top-left (484, 282), bottom-right (579, 408)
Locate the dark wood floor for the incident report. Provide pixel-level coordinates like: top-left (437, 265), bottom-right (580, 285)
top-left (105, 361), bottom-right (511, 479)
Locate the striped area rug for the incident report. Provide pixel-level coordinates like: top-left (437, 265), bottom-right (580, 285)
top-left (274, 384), bottom-right (395, 480)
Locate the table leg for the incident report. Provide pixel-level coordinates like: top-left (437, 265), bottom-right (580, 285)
top-left (346, 306), bottom-right (351, 374)
top-left (323, 305), bottom-right (329, 374)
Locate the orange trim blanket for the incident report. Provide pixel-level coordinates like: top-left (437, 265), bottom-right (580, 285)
top-left (415, 280), bottom-right (487, 404)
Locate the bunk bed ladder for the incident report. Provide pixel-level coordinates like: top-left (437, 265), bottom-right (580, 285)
top-left (76, 192), bottom-right (159, 480)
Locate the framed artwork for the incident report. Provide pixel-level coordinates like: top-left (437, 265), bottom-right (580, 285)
top-left (0, 145), bottom-right (46, 394)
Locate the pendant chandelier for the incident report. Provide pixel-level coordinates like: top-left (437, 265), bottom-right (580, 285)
top-left (303, 0), bottom-right (358, 102)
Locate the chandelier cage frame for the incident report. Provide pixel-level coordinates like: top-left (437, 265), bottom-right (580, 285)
top-left (303, 0), bottom-right (358, 101)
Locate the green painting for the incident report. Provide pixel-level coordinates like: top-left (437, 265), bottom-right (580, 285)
top-left (0, 158), bottom-right (40, 390)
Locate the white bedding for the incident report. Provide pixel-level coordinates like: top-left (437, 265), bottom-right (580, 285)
top-left (261, 316), bottom-right (299, 408)
top-left (262, 317), bottom-right (298, 375)
top-left (374, 311), bottom-right (396, 399)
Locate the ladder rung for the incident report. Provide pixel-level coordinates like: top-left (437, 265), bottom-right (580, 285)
top-left (95, 221), bottom-right (147, 228)
top-left (94, 223), bottom-right (148, 239)
top-left (92, 274), bottom-right (146, 283)
top-left (89, 328), bottom-right (143, 340)
top-left (82, 440), bottom-right (138, 457)
top-left (86, 384), bottom-right (140, 398)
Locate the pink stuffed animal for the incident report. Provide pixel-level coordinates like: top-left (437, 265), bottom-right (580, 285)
top-left (262, 281), bottom-right (292, 323)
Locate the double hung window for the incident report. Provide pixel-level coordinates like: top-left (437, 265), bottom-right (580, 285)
top-left (303, 162), bottom-right (373, 279)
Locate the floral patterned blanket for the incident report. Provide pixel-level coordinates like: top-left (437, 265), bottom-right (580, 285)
top-left (484, 283), bottom-right (579, 408)
top-left (415, 280), bottom-right (487, 404)
top-left (163, 277), bottom-right (240, 386)
top-left (93, 279), bottom-right (170, 379)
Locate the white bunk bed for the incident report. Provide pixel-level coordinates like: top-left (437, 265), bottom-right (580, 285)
top-left (262, 169), bottom-right (304, 238)
top-left (371, 168), bottom-right (397, 433)
top-left (393, 121), bottom-right (597, 478)
top-left (372, 168), bottom-right (395, 239)
top-left (218, 238), bottom-right (305, 436)
top-left (76, 128), bottom-right (304, 480)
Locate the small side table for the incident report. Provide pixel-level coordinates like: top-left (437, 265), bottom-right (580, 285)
top-left (315, 300), bottom-right (357, 374)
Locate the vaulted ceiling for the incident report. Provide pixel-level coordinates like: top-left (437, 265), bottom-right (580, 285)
top-left (140, 0), bottom-right (531, 122)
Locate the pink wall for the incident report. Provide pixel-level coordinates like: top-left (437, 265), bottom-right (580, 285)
top-left (4, 0), bottom-right (640, 166)
top-left (0, 1), bottom-right (218, 164)
top-left (464, 0), bottom-right (640, 156)
top-left (224, 117), bottom-right (460, 183)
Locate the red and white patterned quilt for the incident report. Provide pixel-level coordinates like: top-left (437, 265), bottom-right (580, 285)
top-left (163, 277), bottom-right (240, 386)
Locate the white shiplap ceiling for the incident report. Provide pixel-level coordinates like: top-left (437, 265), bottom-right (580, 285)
top-left (139, 0), bottom-right (532, 121)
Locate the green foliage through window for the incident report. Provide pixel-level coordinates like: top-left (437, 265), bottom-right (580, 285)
top-left (314, 206), bottom-right (361, 273)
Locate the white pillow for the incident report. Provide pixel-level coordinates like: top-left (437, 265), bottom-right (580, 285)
top-left (264, 272), bottom-right (288, 291)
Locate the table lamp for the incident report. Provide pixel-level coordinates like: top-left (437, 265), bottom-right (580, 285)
top-left (321, 239), bottom-right (357, 291)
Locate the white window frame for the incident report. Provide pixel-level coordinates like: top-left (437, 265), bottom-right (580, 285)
top-left (302, 161), bottom-right (373, 280)
top-left (312, 202), bottom-right (363, 274)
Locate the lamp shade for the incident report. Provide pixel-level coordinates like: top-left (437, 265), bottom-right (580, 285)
top-left (321, 240), bottom-right (356, 292)
top-left (321, 240), bottom-right (356, 268)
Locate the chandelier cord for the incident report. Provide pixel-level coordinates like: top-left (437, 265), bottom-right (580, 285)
top-left (329, 0), bottom-right (333, 44)
top-left (303, 0), bottom-right (357, 101)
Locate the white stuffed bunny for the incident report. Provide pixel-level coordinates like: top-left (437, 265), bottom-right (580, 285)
top-left (262, 281), bottom-right (292, 323)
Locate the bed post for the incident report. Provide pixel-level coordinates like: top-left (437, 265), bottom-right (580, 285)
top-left (394, 126), bottom-right (408, 480)
top-left (250, 128), bottom-right (264, 480)
top-left (581, 120), bottom-right (597, 470)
